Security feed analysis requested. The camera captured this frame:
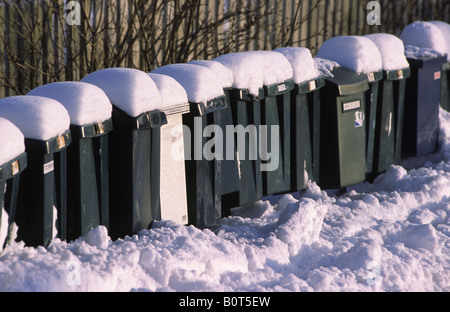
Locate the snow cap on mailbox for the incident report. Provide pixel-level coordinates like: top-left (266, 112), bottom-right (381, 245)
top-left (213, 50), bottom-right (294, 96)
top-left (81, 67), bottom-right (163, 117)
top-left (401, 21), bottom-right (448, 60)
top-left (274, 47), bottom-right (321, 84)
top-left (151, 63), bottom-right (225, 104)
top-left (0, 117), bottom-right (25, 165)
top-left (316, 36), bottom-right (383, 74)
top-left (0, 95), bottom-right (70, 141)
top-left (188, 60), bottom-right (234, 89)
top-left (147, 73), bottom-right (188, 109)
top-left (364, 33), bottom-right (410, 71)
top-left (427, 21), bottom-right (450, 62)
top-left (28, 81), bottom-right (112, 126)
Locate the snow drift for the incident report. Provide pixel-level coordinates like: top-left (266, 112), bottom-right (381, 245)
top-left (0, 107), bottom-right (449, 291)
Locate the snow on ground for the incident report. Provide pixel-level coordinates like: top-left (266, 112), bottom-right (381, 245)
top-left (0, 108), bottom-right (449, 292)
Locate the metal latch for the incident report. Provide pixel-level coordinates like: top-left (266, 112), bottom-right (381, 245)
top-left (11, 160), bottom-right (19, 175)
top-left (57, 135), bottom-right (66, 149)
top-left (95, 122), bottom-right (105, 135)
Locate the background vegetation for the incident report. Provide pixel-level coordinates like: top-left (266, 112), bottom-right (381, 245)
top-left (0, 0), bottom-right (448, 96)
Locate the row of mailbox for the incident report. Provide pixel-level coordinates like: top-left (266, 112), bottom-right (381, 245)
top-left (1, 38), bottom-right (449, 249)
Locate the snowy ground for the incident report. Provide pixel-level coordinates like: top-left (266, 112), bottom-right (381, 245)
top-left (1, 110), bottom-right (449, 292)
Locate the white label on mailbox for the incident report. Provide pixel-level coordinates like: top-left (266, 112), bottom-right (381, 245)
top-left (343, 100), bottom-right (361, 112)
top-left (434, 71), bottom-right (441, 80)
top-left (309, 80), bottom-right (317, 91)
top-left (277, 84), bottom-right (287, 92)
top-left (43, 160), bottom-right (54, 175)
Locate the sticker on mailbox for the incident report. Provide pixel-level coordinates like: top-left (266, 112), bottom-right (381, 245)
top-left (434, 71), bottom-right (441, 80)
top-left (43, 160), bottom-right (54, 175)
top-left (277, 84), bottom-right (287, 92)
top-left (343, 100), bottom-right (361, 112)
top-left (354, 111), bottom-right (364, 128)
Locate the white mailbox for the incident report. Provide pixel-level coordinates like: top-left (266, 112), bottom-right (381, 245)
top-left (149, 73), bottom-right (190, 225)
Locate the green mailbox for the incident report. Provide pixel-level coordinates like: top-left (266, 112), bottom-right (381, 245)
top-left (442, 62), bottom-right (450, 112)
top-left (0, 118), bottom-right (27, 250)
top-left (188, 60), bottom-right (241, 217)
top-left (400, 21), bottom-right (449, 157)
top-left (215, 51), bottom-right (295, 200)
top-left (365, 34), bottom-right (411, 174)
top-left (290, 76), bottom-right (325, 190)
top-left (428, 21), bottom-right (450, 112)
top-left (82, 68), bottom-right (167, 240)
top-left (317, 36), bottom-right (385, 180)
top-left (274, 47), bottom-right (325, 191)
top-left (0, 95), bottom-right (71, 247)
top-left (260, 79), bottom-right (295, 196)
top-left (318, 67), bottom-right (369, 189)
top-left (28, 82), bottom-right (113, 241)
top-left (402, 53), bottom-right (447, 157)
top-left (225, 87), bottom-right (264, 207)
top-left (375, 68), bottom-right (411, 171)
